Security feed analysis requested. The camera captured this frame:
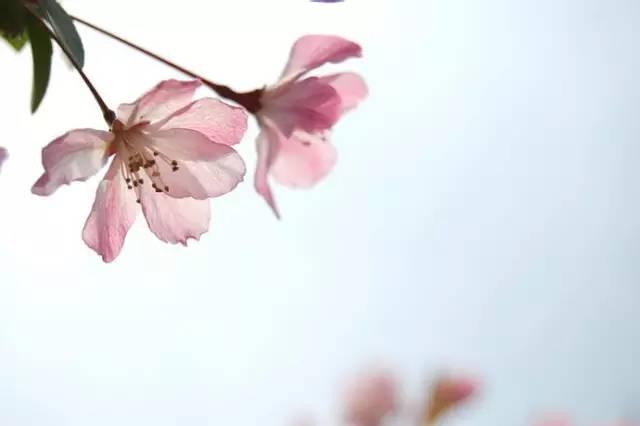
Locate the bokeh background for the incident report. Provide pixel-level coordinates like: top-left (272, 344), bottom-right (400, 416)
top-left (0, 0), bottom-right (638, 424)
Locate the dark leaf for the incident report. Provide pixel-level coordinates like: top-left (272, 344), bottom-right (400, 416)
top-left (0, 0), bottom-right (26, 36)
top-left (37, 0), bottom-right (84, 67)
top-left (1, 30), bottom-right (29, 51)
top-left (26, 13), bottom-right (52, 113)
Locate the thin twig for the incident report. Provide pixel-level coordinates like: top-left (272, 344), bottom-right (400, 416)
top-left (70, 15), bottom-right (263, 112)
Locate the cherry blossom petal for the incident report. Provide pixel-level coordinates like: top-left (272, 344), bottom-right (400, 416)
top-left (140, 190), bottom-right (211, 245)
top-left (153, 98), bottom-right (248, 146)
top-left (138, 128), bottom-right (246, 199)
top-left (0, 147), bottom-right (7, 171)
top-left (254, 125), bottom-right (281, 218)
top-left (318, 72), bottom-right (368, 113)
top-left (147, 128), bottom-right (238, 161)
top-left (343, 369), bottom-right (398, 426)
top-left (32, 129), bottom-right (114, 196)
top-left (82, 160), bottom-right (138, 263)
top-left (162, 155), bottom-right (245, 199)
top-left (281, 35), bottom-right (362, 80)
top-left (435, 377), bottom-right (476, 402)
top-left (271, 130), bottom-right (337, 188)
top-left (118, 79), bottom-right (201, 126)
top-left (146, 147), bottom-right (246, 200)
top-left (264, 77), bottom-right (341, 136)
top-left (424, 376), bottom-right (478, 424)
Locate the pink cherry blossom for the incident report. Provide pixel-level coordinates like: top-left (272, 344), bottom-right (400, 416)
top-left (254, 35), bottom-right (368, 217)
top-left (0, 147), bottom-right (7, 172)
top-left (32, 79), bottom-right (247, 262)
top-left (343, 368), bottom-right (398, 426)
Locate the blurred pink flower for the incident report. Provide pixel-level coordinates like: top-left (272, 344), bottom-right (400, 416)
top-left (534, 416), bottom-right (639, 426)
top-left (0, 147), bottom-right (7, 171)
top-left (33, 79), bottom-right (247, 262)
top-left (254, 34), bottom-right (368, 217)
top-left (343, 369), bottom-right (398, 426)
top-left (423, 375), bottom-right (478, 424)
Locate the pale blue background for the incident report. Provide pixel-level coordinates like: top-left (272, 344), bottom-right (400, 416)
top-left (0, 0), bottom-right (638, 425)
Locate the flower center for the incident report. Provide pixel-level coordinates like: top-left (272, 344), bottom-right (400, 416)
top-left (112, 123), bottom-right (181, 204)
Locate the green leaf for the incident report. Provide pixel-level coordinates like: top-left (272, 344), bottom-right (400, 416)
top-left (0, 0), bottom-right (26, 36)
top-left (1, 30), bottom-right (29, 51)
top-left (25, 13), bottom-right (52, 113)
top-left (37, 0), bottom-right (84, 67)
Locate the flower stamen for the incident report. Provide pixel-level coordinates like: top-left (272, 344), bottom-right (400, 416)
top-left (116, 131), bottom-right (181, 198)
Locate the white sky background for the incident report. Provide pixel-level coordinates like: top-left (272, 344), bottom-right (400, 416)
top-left (0, 0), bottom-right (639, 425)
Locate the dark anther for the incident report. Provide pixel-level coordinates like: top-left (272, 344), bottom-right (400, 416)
top-left (138, 179), bottom-right (144, 184)
top-left (164, 186), bottom-right (169, 192)
top-left (171, 160), bottom-right (178, 166)
top-left (153, 151), bottom-right (159, 156)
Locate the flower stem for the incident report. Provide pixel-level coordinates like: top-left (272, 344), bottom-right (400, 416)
top-left (25, 8), bottom-right (115, 125)
top-left (69, 15), bottom-right (264, 113)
